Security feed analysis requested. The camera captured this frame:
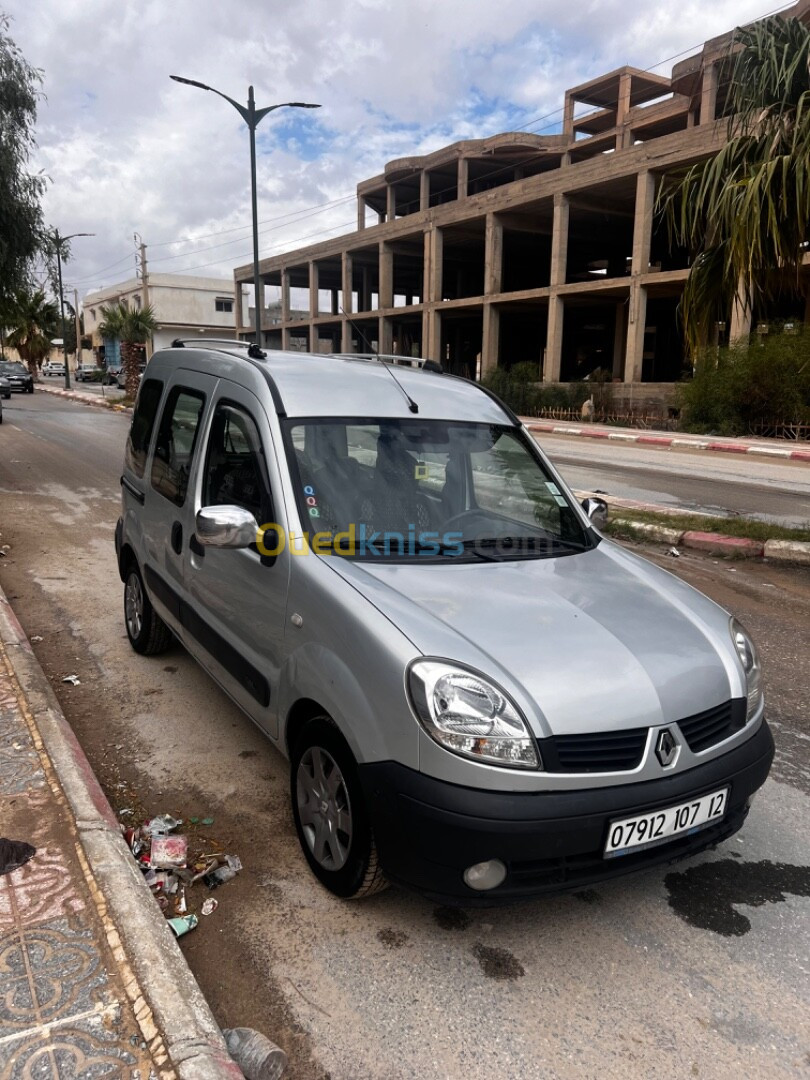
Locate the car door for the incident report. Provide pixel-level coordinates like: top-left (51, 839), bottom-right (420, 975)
top-left (138, 368), bottom-right (216, 640)
top-left (184, 379), bottom-right (290, 738)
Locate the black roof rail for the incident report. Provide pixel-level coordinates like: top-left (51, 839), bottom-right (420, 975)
top-left (168, 337), bottom-right (266, 359)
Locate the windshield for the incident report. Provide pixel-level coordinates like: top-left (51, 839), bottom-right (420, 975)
top-left (283, 419), bottom-right (593, 561)
top-left (0, 363), bottom-right (27, 375)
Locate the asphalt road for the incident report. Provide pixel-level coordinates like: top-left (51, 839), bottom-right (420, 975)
top-left (538, 433), bottom-right (810, 528)
top-left (1, 391), bottom-right (809, 1080)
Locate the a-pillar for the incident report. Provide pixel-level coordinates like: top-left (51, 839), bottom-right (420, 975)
top-left (544, 193), bottom-right (569, 382)
top-left (457, 158), bottom-right (468, 201)
top-left (624, 170), bottom-right (655, 382)
top-left (341, 252), bottom-right (353, 352)
top-left (700, 63), bottom-right (718, 124)
top-left (729, 278), bottom-right (752, 345)
top-left (379, 241), bottom-right (393, 310)
top-left (387, 184), bottom-right (396, 222)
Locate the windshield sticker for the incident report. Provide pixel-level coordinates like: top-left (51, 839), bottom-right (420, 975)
top-left (554, 495), bottom-right (567, 506)
top-left (545, 482), bottom-right (561, 495)
top-left (414, 462), bottom-right (429, 480)
top-left (303, 484), bottom-right (320, 519)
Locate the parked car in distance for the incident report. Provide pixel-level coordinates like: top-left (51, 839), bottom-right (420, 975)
top-left (116, 364), bottom-right (145, 390)
top-left (42, 360), bottom-right (66, 377)
top-left (75, 363), bottom-right (99, 381)
top-left (116, 341), bottom-right (773, 904)
top-left (0, 376), bottom-right (10, 400)
top-left (102, 364), bottom-right (122, 385)
top-left (0, 362), bottom-right (34, 393)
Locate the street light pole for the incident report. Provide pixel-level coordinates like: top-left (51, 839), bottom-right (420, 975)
top-left (170, 76), bottom-right (320, 348)
top-left (52, 230), bottom-right (94, 390)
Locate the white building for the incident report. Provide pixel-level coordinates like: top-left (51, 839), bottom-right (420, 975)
top-left (83, 274), bottom-right (240, 359)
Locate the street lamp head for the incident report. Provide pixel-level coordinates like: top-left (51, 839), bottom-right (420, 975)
top-left (286, 102), bottom-right (321, 109)
top-left (170, 74), bottom-right (212, 92)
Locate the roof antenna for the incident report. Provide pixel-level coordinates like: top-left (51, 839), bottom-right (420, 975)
top-left (340, 306), bottom-right (418, 413)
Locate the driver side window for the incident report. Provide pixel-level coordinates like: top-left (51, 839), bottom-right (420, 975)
top-left (203, 402), bottom-right (272, 523)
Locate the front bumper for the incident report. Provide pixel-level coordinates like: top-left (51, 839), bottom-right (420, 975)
top-left (359, 719), bottom-right (774, 904)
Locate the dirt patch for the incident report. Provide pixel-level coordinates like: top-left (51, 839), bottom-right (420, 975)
top-left (433, 906), bottom-right (471, 931)
top-left (471, 943), bottom-right (525, 981)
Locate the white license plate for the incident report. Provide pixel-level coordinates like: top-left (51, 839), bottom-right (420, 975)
top-left (604, 787), bottom-right (728, 858)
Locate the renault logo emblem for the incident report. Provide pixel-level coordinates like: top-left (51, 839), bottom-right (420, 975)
top-left (656, 728), bottom-right (678, 767)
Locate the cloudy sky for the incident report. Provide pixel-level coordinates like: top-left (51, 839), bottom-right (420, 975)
top-left (8, 0), bottom-right (781, 306)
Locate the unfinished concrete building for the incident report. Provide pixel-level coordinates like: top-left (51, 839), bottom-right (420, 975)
top-left (233, 2), bottom-right (810, 402)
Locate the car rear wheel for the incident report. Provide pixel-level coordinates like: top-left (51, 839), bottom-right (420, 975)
top-left (291, 718), bottom-right (388, 899)
top-left (124, 564), bottom-right (173, 655)
top-left (26, 384), bottom-right (34, 393)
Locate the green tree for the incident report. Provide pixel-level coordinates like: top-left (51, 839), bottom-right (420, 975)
top-left (661, 15), bottom-right (810, 354)
top-left (5, 288), bottom-right (59, 377)
top-left (99, 301), bottom-right (157, 398)
top-left (0, 14), bottom-right (46, 311)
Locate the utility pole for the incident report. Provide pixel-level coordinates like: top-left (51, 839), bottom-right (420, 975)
top-left (73, 289), bottom-right (82, 371)
top-left (135, 234), bottom-right (153, 360)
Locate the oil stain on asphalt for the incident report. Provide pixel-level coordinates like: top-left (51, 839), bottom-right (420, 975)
top-left (472, 943), bottom-right (525, 981)
top-left (433, 906), bottom-right (471, 931)
top-left (665, 859), bottom-right (810, 936)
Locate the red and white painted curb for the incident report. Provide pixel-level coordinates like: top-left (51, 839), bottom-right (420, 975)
top-left (524, 420), bottom-right (810, 462)
top-left (35, 382), bottom-right (133, 413)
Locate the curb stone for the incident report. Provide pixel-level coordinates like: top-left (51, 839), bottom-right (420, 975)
top-left (524, 419), bottom-right (810, 461)
top-left (36, 381), bottom-right (133, 413)
top-left (764, 539), bottom-right (810, 565)
top-left (0, 586), bottom-right (243, 1080)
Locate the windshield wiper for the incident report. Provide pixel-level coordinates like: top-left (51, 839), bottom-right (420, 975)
top-left (412, 539), bottom-right (499, 562)
top-left (473, 535), bottom-right (589, 554)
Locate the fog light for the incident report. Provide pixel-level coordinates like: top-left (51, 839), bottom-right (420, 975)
top-left (463, 859), bottom-right (507, 891)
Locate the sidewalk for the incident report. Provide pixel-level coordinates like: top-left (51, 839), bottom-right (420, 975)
top-left (522, 417), bottom-right (810, 461)
top-left (35, 382), bottom-right (131, 414)
top-left (0, 586), bottom-right (240, 1079)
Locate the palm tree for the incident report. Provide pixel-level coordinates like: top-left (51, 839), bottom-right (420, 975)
top-left (99, 300), bottom-right (157, 398)
top-left (660, 15), bottom-right (810, 355)
top-left (5, 289), bottom-right (60, 378)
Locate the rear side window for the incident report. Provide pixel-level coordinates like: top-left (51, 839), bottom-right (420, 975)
top-left (125, 379), bottom-right (164, 478)
top-left (151, 386), bottom-right (206, 506)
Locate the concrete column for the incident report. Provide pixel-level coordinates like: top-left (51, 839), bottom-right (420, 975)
top-left (425, 308), bottom-right (441, 363)
top-left (234, 281), bottom-right (244, 333)
top-left (612, 300), bottom-right (627, 378)
top-left (484, 213), bottom-right (503, 296)
top-left (255, 276), bottom-right (266, 338)
top-left (457, 158), bottom-right (468, 200)
top-left (544, 298), bottom-right (564, 382)
top-left (361, 266), bottom-right (371, 312)
top-left (341, 252), bottom-right (353, 315)
top-left (425, 228), bottom-right (443, 303)
top-left (544, 194), bottom-right (569, 383)
top-left (631, 171), bottom-right (655, 277)
top-left (357, 197), bottom-right (366, 231)
top-left (310, 326), bottom-right (318, 353)
top-left (616, 70), bottom-right (632, 145)
top-left (481, 303), bottom-right (500, 376)
top-left (624, 284), bottom-right (648, 382)
top-left (729, 278), bottom-right (752, 345)
top-left (341, 318), bottom-right (352, 353)
top-left (700, 63), bottom-right (718, 125)
top-left (387, 183), bottom-right (396, 222)
top-left (421, 308), bottom-right (430, 362)
top-left (379, 316), bottom-right (393, 355)
top-left (309, 261), bottom-right (319, 319)
top-left (331, 288), bottom-right (339, 316)
top-left (420, 171), bottom-right (430, 212)
top-left (281, 326), bottom-right (290, 350)
top-left (280, 268), bottom-right (290, 323)
top-left (563, 94), bottom-right (575, 135)
top-left (379, 242), bottom-right (393, 310)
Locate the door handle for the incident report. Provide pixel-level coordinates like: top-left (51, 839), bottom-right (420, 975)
top-left (171, 521), bottom-right (182, 554)
top-left (189, 534), bottom-right (205, 557)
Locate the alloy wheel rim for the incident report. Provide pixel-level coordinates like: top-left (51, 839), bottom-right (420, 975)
top-left (125, 573), bottom-right (143, 639)
top-left (296, 746), bottom-right (353, 871)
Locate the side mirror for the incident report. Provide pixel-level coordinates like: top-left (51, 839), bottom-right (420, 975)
top-left (581, 497), bottom-right (608, 531)
top-left (195, 505), bottom-right (258, 549)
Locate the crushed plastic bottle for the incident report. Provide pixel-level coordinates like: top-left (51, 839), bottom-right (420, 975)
top-left (223, 1028), bottom-right (287, 1080)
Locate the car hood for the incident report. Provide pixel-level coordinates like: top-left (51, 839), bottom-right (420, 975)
top-left (328, 544), bottom-right (741, 737)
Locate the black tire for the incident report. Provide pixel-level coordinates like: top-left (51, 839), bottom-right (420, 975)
top-left (123, 563), bottom-right (173, 655)
top-left (291, 718), bottom-right (388, 899)
top-left (27, 384), bottom-right (34, 393)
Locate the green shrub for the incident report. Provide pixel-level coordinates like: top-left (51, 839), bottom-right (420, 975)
top-left (679, 332), bottom-right (810, 434)
top-left (482, 364), bottom-right (593, 415)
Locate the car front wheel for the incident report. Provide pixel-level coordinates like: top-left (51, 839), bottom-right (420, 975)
top-left (124, 564), bottom-right (173, 655)
top-left (291, 718), bottom-right (388, 899)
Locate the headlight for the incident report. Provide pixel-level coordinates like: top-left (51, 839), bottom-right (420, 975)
top-left (730, 618), bottom-right (762, 721)
top-left (408, 660), bottom-right (540, 769)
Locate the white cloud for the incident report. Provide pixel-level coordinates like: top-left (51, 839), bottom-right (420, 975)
top-left (7, 0), bottom-right (776, 300)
